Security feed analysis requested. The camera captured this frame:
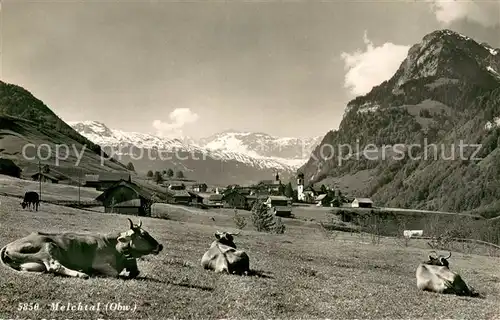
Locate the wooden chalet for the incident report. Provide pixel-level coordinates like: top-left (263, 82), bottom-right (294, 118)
top-left (264, 195), bottom-right (292, 217)
top-left (95, 181), bottom-right (152, 216)
top-left (165, 190), bottom-right (192, 205)
top-left (351, 198), bottom-right (374, 208)
top-left (222, 189), bottom-right (248, 210)
top-left (31, 172), bottom-right (59, 184)
top-left (315, 193), bottom-right (333, 207)
top-left (191, 183), bottom-right (208, 193)
top-left (85, 172), bottom-right (131, 191)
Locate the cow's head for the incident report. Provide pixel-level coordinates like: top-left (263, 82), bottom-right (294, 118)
top-left (214, 230), bottom-right (239, 248)
top-left (117, 218), bottom-right (163, 257)
top-left (424, 251), bottom-right (451, 268)
top-left (21, 202), bottom-right (26, 209)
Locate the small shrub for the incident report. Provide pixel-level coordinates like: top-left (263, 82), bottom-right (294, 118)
top-left (233, 209), bottom-right (247, 230)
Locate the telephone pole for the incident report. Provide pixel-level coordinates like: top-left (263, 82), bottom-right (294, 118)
top-left (38, 160), bottom-right (42, 201)
top-left (78, 167), bottom-right (82, 205)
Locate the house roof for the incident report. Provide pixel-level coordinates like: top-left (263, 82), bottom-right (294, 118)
top-left (306, 185), bottom-right (323, 192)
top-left (31, 172), bottom-right (59, 181)
top-left (209, 194), bottom-right (223, 201)
top-left (315, 194), bottom-right (327, 201)
top-left (353, 198), bottom-right (373, 203)
top-left (168, 182), bottom-right (185, 187)
top-left (223, 191), bottom-right (247, 199)
top-left (86, 172), bottom-right (130, 182)
top-left (267, 196), bottom-right (290, 201)
top-left (188, 191), bottom-right (204, 199)
top-left (167, 190), bottom-right (191, 198)
top-left (272, 206), bottom-right (292, 212)
top-left (95, 181), bottom-right (151, 202)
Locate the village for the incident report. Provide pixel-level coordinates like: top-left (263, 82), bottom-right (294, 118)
top-left (0, 158), bottom-right (374, 218)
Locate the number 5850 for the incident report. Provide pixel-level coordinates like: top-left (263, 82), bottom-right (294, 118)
top-left (17, 302), bottom-right (40, 311)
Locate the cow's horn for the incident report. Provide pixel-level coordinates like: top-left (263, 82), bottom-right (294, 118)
top-left (138, 220), bottom-right (142, 228)
top-left (230, 231), bottom-right (240, 236)
top-left (443, 251), bottom-right (451, 259)
top-left (127, 218), bottom-right (134, 229)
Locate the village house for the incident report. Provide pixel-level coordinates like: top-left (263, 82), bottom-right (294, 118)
top-left (191, 183), bottom-right (208, 193)
top-left (31, 172), bottom-right (59, 184)
top-left (195, 193), bottom-right (224, 208)
top-left (245, 194), bottom-right (268, 210)
top-left (188, 191), bottom-right (206, 207)
top-left (315, 193), bottom-right (334, 207)
top-left (167, 182), bottom-right (186, 190)
top-left (222, 189), bottom-right (248, 210)
top-left (264, 195), bottom-right (292, 217)
top-left (351, 198), bottom-right (374, 208)
top-left (254, 172), bottom-right (282, 195)
top-left (84, 172), bottom-right (131, 191)
top-left (95, 181), bottom-right (152, 216)
top-left (165, 189), bottom-right (192, 205)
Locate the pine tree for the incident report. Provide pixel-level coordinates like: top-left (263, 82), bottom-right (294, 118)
top-left (251, 201), bottom-right (275, 232)
top-left (153, 171), bottom-right (163, 184)
top-left (167, 169), bottom-right (174, 178)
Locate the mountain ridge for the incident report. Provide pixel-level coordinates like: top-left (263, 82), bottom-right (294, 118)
top-left (69, 120), bottom-right (321, 169)
top-left (70, 120), bottom-right (322, 185)
top-left (299, 29), bottom-right (500, 217)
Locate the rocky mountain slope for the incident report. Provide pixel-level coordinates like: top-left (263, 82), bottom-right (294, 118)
top-left (70, 121), bottom-right (321, 185)
top-left (299, 29), bottom-right (500, 217)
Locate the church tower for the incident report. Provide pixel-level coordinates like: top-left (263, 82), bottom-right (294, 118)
top-left (297, 172), bottom-right (305, 201)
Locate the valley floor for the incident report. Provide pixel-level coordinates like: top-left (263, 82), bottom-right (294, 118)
top-left (0, 192), bottom-right (499, 319)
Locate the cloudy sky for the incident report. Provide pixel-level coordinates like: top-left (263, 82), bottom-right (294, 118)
top-left (1, 0), bottom-right (499, 139)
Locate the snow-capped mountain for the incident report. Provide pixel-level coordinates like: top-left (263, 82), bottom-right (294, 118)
top-left (69, 121), bottom-right (321, 185)
top-left (197, 130), bottom-right (322, 163)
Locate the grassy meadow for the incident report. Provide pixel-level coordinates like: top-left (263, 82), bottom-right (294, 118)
top-left (0, 178), bottom-right (499, 319)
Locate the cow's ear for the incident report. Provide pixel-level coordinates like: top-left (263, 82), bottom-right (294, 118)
top-left (214, 233), bottom-right (220, 239)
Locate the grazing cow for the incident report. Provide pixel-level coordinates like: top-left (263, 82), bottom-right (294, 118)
top-left (201, 230), bottom-right (249, 275)
top-left (21, 191), bottom-right (39, 211)
top-left (0, 218), bottom-right (163, 279)
top-left (416, 251), bottom-right (477, 296)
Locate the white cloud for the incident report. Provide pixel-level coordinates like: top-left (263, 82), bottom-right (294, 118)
top-left (340, 31), bottom-right (410, 96)
top-left (427, 0), bottom-right (500, 27)
top-left (152, 108), bottom-right (199, 137)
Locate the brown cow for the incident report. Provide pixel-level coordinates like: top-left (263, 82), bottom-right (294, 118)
top-left (0, 218), bottom-right (163, 279)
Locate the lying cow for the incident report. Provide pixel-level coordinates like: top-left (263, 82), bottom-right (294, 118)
top-left (416, 251), bottom-right (478, 296)
top-left (0, 218), bottom-right (163, 279)
top-left (201, 230), bottom-right (249, 275)
top-left (21, 191), bottom-right (39, 211)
